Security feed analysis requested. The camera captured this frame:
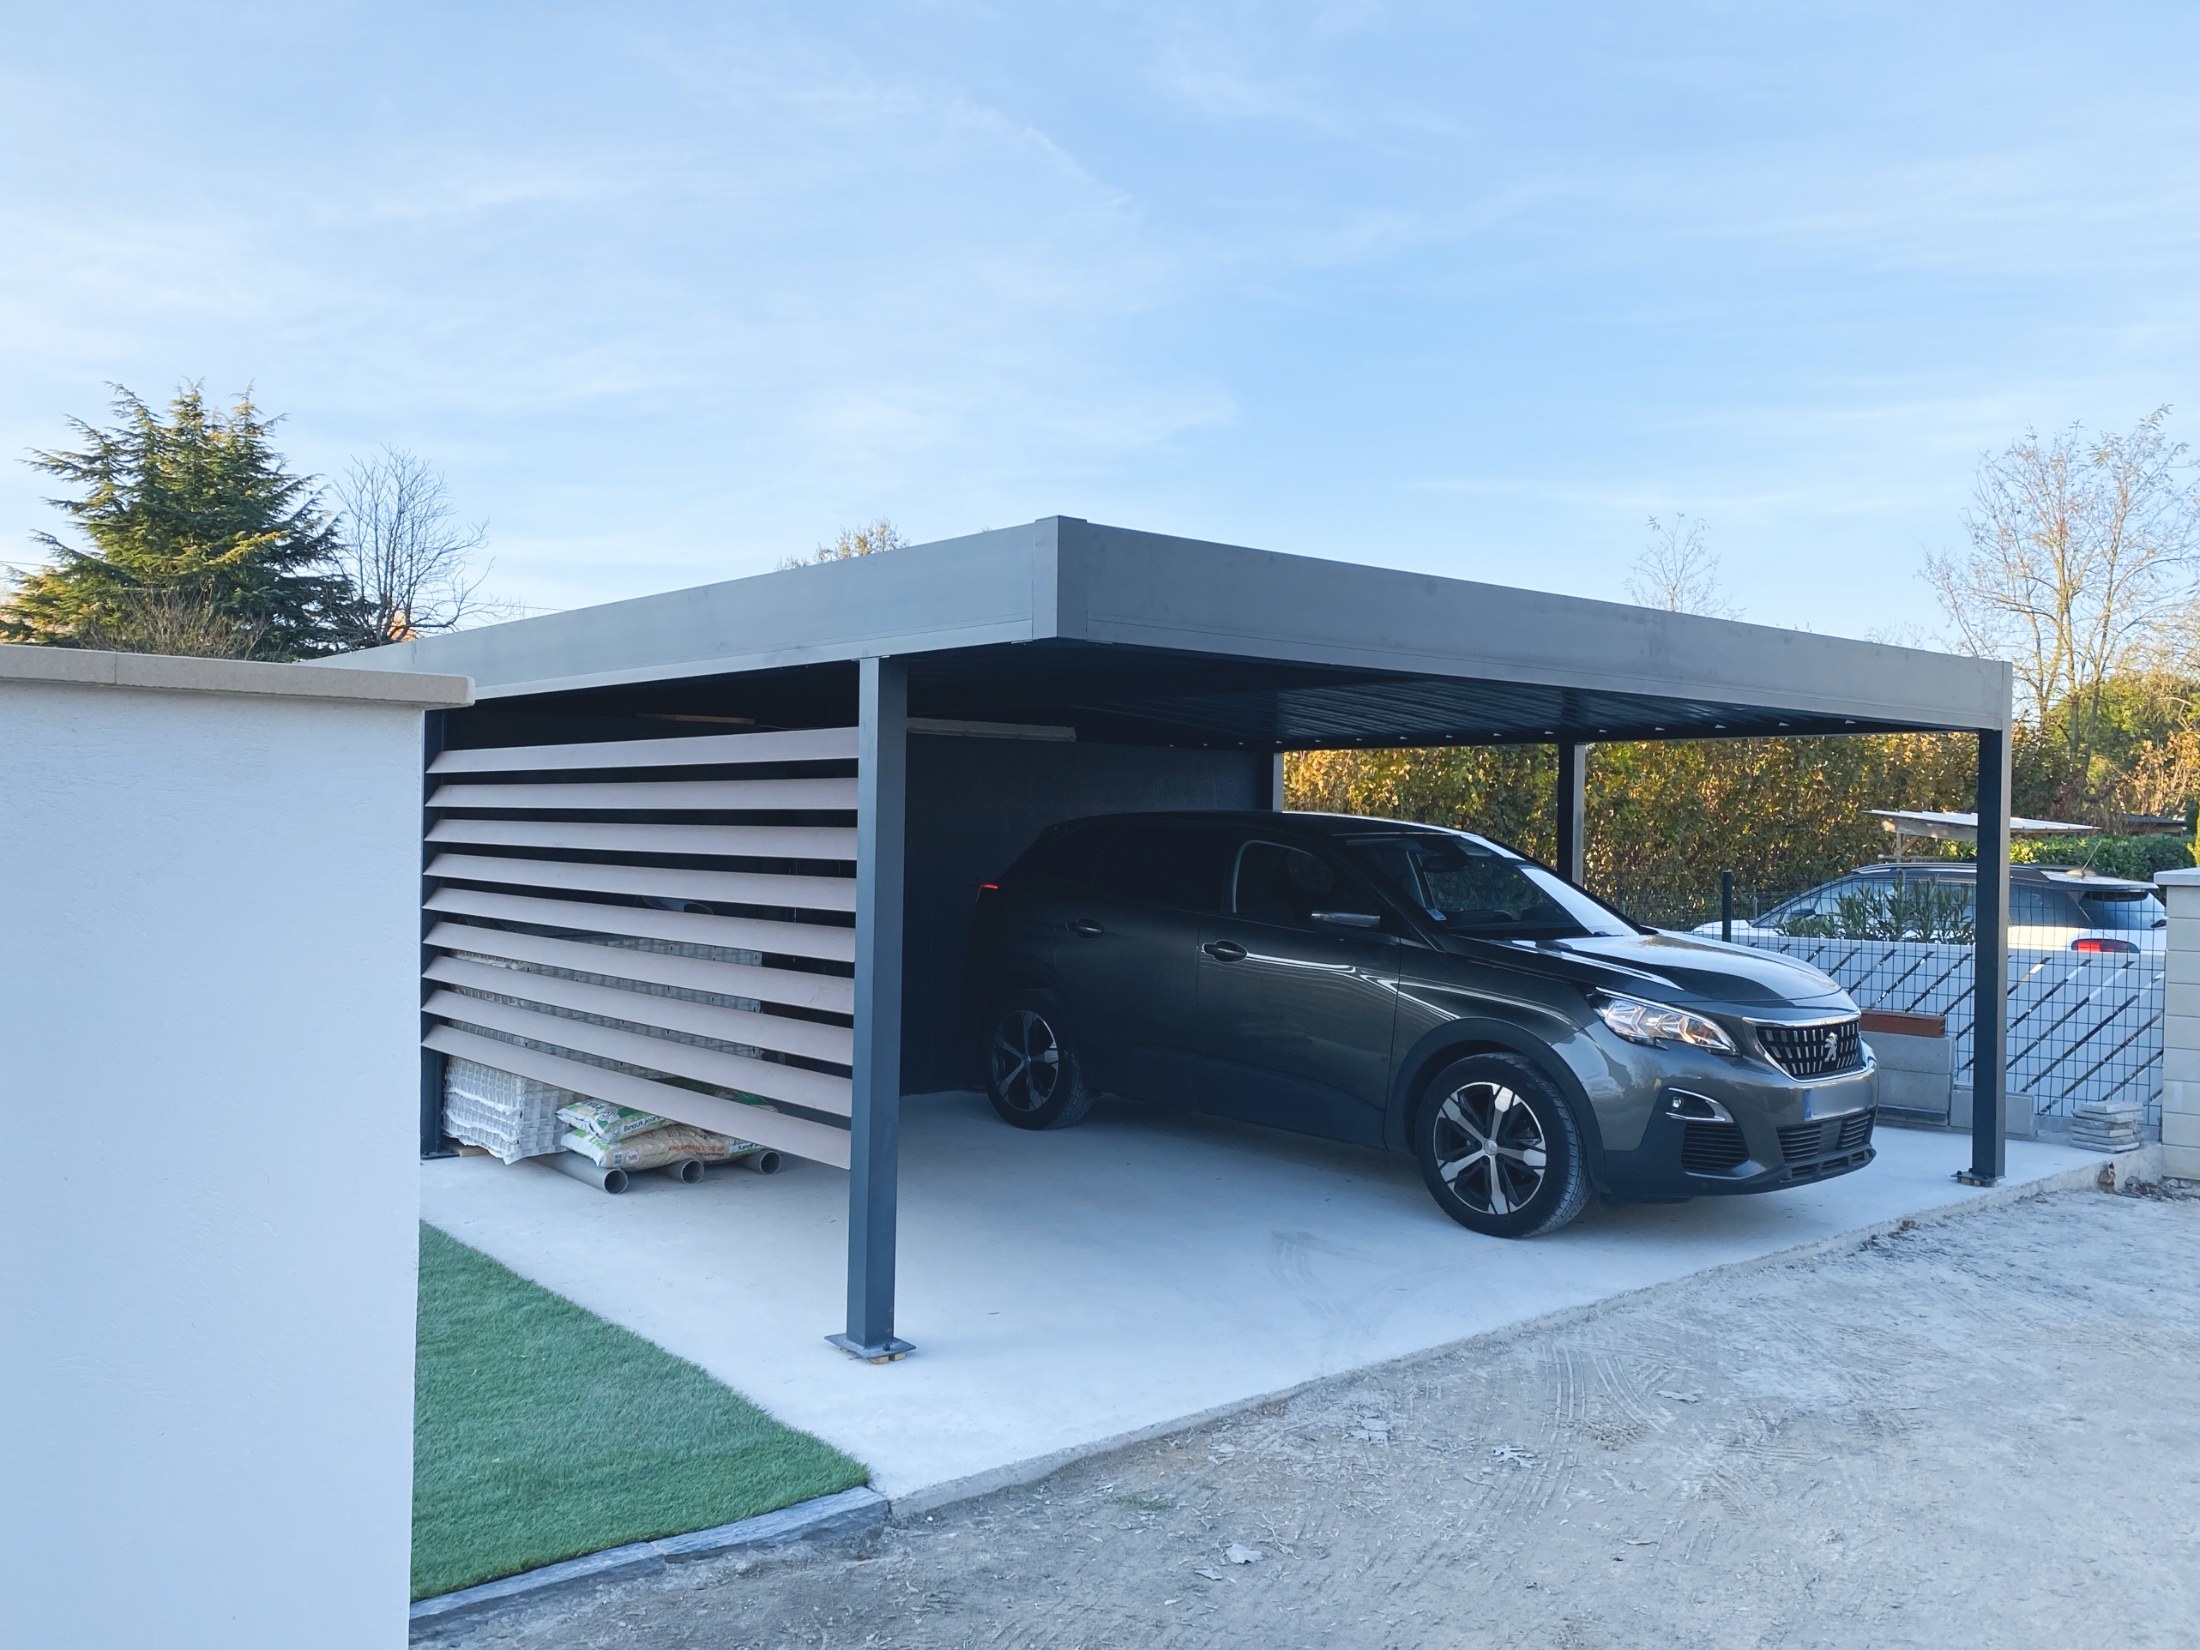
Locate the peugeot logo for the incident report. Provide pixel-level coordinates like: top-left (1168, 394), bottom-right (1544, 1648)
top-left (1823, 1029), bottom-right (1842, 1062)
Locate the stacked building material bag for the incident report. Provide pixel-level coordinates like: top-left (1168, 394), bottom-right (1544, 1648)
top-left (557, 1099), bottom-right (761, 1171)
top-left (442, 1057), bottom-right (570, 1163)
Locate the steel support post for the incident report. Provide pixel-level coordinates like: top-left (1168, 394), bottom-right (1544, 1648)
top-left (1268, 750), bottom-right (1287, 811)
top-left (1963, 726), bottom-right (2012, 1185)
top-left (832, 656), bottom-right (914, 1361)
top-left (1555, 741), bottom-right (1588, 885)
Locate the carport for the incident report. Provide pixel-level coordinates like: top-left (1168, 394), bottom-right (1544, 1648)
top-left (350, 516), bottom-right (2015, 1360)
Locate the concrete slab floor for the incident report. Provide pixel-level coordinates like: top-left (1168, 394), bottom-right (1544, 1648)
top-left (420, 1093), bottom-right (2098, 1506)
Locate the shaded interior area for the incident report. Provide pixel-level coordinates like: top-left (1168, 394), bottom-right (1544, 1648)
top-left (431, 636), bottom-right (1988, 1101)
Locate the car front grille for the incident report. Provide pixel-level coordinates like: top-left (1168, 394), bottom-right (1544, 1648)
top-left (1778, 1110), bottom-right (1876, 1165)
top-left (1757, 1017), bottom-right (1864, 1079)
top-left (1681, 1121), bottom-right (1750, 1173)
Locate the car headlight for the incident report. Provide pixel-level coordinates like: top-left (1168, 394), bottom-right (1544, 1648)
top-left (1594, 993), bottom-right (1737, 1054)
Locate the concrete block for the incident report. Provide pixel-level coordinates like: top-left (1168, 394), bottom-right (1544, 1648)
top-left (1868, 1030), bottom-right (1951, 1075)
top-left (2163, 1045), bottom-right (2200, 1085)
top-left (2166, 983), bottom-right (2200, 1022)
top-left (2163, 1144), bottom-right (2200, 1179)
top-left (1949, 1086), bottom-right (2036, 1139)
top-left (2163, 1111), bottom-right (2200, 1149)
top-left (2166, 951), bottom-right (2200, 987)
top-left (2163, 1080), bottom-right (2200, 1116)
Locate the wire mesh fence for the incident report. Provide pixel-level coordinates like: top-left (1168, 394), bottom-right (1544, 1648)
top-left (1601, 877), bottom-right (2164, 1135)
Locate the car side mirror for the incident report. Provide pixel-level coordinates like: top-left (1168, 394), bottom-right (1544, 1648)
top-left (1311, 910), bottom-right (1382, 930)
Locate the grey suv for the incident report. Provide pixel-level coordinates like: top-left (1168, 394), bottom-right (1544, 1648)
top-left (966, 812), bottom-right (1878, 1237)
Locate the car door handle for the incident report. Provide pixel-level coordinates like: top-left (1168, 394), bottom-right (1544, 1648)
top-left (1068, 918), bottom-right (1105, 938)
top-left (1203, 940), bottom-right (1246, 961)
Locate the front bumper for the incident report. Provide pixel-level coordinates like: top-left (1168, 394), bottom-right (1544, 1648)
top-left (1597, 1060), bottom-right (1880, 1202)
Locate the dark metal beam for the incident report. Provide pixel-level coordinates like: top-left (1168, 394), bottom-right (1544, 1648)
top-left (1963, 727), bottom-right (2011, 1185)
top-left (1555, 741), bottom-right (1587, 885)
top-left (833, 656), bottom-right (914, 1361)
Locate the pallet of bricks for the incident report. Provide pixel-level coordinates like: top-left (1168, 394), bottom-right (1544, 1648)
top-left (441, 1057), bottom-right (782, 1193)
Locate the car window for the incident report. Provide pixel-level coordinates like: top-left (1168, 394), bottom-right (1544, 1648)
top-left (2011, 886), bottom-right (2074, 927)
top-left (1088, 824), bottom-right (1233, 912)
top-left (2075, 889), bottom-right (2167, 931)
top-left (1342, 833), bottom-right (1631, 938)
top-left (1232, 840), bottom-right (1351, 929)
top-left (1772, 877), bottom-right (1864, 924)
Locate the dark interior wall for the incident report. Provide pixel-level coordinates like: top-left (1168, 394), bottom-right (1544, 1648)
top-left (902, 736), bottom-right (1270, 1094)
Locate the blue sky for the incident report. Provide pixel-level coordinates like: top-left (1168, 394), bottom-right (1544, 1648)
top-left (4, 2), bottom-right (2198, 634)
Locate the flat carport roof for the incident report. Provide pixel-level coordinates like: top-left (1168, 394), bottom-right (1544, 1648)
top-left (347, 517), bottom-right (2018, 1359)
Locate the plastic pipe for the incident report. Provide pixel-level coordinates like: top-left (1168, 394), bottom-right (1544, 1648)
top-left (656, 1158), bottom-right (705, 1183)
top-left (732, 1149), bottom-right (783, 1175)
top-left (549, 1150), bottom-right (629, 1194)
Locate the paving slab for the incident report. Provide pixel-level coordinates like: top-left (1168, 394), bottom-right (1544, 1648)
top-left (420, 1092), bottom-right (2098, 1505)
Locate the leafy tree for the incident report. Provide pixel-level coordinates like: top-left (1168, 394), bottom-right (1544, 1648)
top-left (779, 519), bottom-right (905, 571)
top-left (1289, 733), bottom-right (1980, 926)
top-left (1, 383), bottom-right (349, 659)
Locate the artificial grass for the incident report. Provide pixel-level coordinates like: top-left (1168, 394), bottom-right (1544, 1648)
top-left (412, 1223), bottom-right (869, 1600)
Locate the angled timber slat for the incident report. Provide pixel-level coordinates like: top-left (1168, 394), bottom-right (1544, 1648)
top-left (424, 921), bottom-right (855, 1014)
top-left (425, 885), bottom-right (858, 963)
top-left (425, 989), bottom-right (853, 1117)
top-left (429, 777), bottom-right (858, 813)
top-left (430, 725), bottom-right (859, 774)
top-left (425, 954), bottom-right (854, 1066)
top-left (428, 852), bottom-right (857, 913)
top-left (424, 1024), bottom-right (851, 1170)
top-left (426, 818), bottom-right (858, 861)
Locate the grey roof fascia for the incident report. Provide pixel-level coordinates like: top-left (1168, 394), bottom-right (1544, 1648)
top-left (333, 515), bottom-right (2007, 733)
top-left (1051, 521), bottom-right (2010, 734)
top-left (331, 519), bottom-right (1063, 699)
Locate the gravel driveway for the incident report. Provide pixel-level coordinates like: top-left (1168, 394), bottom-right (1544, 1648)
top-left (426, 1179), bottom-right (2200, 1649)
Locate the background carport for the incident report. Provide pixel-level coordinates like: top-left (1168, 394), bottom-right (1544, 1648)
top-left (351, 516), bottom-right (2015, 1359)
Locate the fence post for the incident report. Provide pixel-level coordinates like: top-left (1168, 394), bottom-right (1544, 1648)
top-left (2155, 868), bottom-right (2200, 1180)
top-left (1719, 871), bottom-right (1734, 944)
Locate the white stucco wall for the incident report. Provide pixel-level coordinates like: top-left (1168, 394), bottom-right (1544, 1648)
top-left (0, 651), bottom-right (467, 1650)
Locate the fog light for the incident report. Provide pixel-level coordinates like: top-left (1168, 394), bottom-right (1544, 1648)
top-left (1665, 1090), bottom-right (1734, 1123)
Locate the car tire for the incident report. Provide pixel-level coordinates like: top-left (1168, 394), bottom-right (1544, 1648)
top-left (982, 989), bottom-right (1095, 1131)
top-left (1411, 1053), bottom-right (1590, 1237)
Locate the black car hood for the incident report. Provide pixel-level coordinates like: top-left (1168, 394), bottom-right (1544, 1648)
top-left (1444, 928), bottom-right (1850, 1010)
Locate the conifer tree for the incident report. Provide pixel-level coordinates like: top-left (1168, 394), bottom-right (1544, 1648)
top-left (2, 383), bottom-right (349, 658)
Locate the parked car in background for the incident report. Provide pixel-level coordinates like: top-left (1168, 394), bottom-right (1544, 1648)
top-left (1696, 863), bottom-right (2167, 952)
top-left (967, 812), bottom-right (1878, 1239)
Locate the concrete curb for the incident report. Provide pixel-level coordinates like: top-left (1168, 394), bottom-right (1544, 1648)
top-left (886, 1142), bottom-right (2163, 1516)
top-left (408, 1484), bottom-right (887, 1631)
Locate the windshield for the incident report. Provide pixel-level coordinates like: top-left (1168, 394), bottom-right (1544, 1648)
top-left (1344, 833), bottom-right (1634, 939)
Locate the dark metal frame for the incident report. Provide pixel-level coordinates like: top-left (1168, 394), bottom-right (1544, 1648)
top-left (362, 516), bottom-right (2020, 1357)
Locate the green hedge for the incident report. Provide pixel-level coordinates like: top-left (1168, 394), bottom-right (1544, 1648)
top-left (2011, 833), bottom-right (2195, 881)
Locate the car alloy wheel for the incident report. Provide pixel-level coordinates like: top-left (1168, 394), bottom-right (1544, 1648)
top-left (1431, 1079), bottom-right (1550, 1217)
top-left (990, 1008), bottom-right (1063, 1114)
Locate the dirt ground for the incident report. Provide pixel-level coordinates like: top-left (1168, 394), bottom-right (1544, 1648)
top-left (425, 1182), bottom-right (2200, 1650)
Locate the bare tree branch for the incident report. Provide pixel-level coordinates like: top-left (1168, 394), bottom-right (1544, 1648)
top-left (330, 448), bottom-right (502, 649)
top-left (1926, 408), bottom-right (2200, 770)
top-left (1627, 515), bottom-right (1740, 618)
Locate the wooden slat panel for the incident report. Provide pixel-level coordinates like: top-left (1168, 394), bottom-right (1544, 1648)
top-left (429, 778), bottom-right (857, 813)
top-left (424, 921), bottom-right (855, 1014)
top-left (426, 955), bottom-right (854, 1065)
top-left (424, 1024), bottom-right (851, 1169)
top-left (431, 725), bottom-right (859, 774)
top-left (425, 989), bottom-right (853, 1117)
top-left (427, 818), bottom-right (857, 861)
top-left (424, 885), bottom-right (857, 964)
top-left (428, 852), bottom-right (856, 913)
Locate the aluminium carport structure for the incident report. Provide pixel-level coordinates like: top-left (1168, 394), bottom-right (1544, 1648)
top-left (346, 516), bottom-right (2015, 1360)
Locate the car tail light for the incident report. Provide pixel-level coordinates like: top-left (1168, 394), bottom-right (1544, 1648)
top-left (2072, 937), bottom-right (2137, 954)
